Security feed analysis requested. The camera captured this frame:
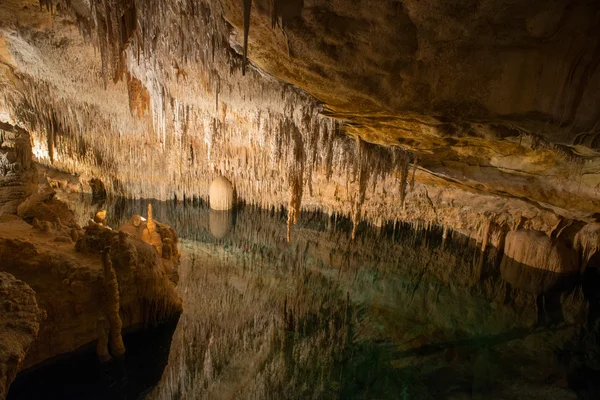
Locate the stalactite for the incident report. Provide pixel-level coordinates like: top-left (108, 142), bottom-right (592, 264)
top-left (2, 0), bottom-right (438, 238)
top-left (410, 158), bottom-right (417, 191)
top-left (271, 0), bottom-right (278, 29)
top-left (39, 0), bottom-right (53, 12)
top-left (242, 0), bottom-right (252, 76)
top-left (286, 121), bottom-right (304, 242)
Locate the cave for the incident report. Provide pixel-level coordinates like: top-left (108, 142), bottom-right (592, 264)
top-left (1, 0), bottom-right (600, 399)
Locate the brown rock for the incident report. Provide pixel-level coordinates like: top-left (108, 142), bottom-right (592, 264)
top-left (0, 272), bottom-right (43, 399)
top-left (94, 210), bottom-right (107, 226)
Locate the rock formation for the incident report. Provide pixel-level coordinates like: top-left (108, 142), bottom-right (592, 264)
top-left (0, 150), bottom-right (182, 397)
top-left (0, 0), bottom-right (599, 396)
top-left (140, 204), bottom-right (163, 256)
top-left (501, 230), bottom-right (579, 274)
top-left (94, 209), bottom-right (107, 226)
top-left (101, 247), bottom-right (126, 358)
top-left (209, 176), bottom-right (234, 211)
top-left (0, 0), bottom-right (596, 243)
top-left (500, 229), bottom-right (581, 325)
top-left (0, 272), bottom-right (43, 400)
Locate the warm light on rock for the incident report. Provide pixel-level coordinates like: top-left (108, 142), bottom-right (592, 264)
top-left (209, 176), bottom-right (234, 211)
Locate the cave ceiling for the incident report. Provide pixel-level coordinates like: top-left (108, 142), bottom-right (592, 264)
top-left (0, 0), bottom-right (599, 232)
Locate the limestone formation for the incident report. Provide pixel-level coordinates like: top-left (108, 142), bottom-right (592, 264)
top-left (575, 223), bottom-right (600, 270)
top-left (0, 0), bottom-right (597, 247)
top-left (209, 177), bottom-right (234, 211)
top-left (94, 209), bottom-right (107, 226)
top-left (131, 214), bottom-right (144, 227)
top-left (142, 204), bottom-right (163, 256)
top-left (101, 247), bottom-right (126, 357)
top-left (95, 317), bottom-right (111, 362)
top-left (501, 230), bottom-right (579, 274)
top-left (0, 207), bottom-right (182, 395)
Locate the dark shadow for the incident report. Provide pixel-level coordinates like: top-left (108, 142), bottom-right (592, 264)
top-left (501, 259), bottom-right (579, 326)
top-left (7, 318), bottom-right (179, 400)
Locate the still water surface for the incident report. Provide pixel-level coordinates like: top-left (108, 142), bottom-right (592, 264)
top-left (8, 198), bottom-right (600, 399)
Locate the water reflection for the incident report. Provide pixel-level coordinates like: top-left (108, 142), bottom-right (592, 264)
top-left (11, 198), bottom-right (598, 399)
top-left (209, 210), bottom-right (234, 239)
top-left (104, 200), bottom-right (585, 400)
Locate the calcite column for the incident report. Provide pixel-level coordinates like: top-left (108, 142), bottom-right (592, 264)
top-left (101, 247), bottom-right (126, 357)
top-left (142, 204), bottom-right (163, 256)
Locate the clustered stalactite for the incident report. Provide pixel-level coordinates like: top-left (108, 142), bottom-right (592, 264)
top-left (351, 137), bottom-right (412, 240)
top-left (90, 0), bottom-right (137, 87)
top-left (242, 0), bottom-right (252, 75)
top-left (1, 0), bottom-right (421, 240)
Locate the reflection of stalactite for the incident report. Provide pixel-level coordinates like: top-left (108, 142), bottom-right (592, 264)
top-left (286, 122), bottom-right (304, 242)
top-left (351, 137), bottom-right (367, 240)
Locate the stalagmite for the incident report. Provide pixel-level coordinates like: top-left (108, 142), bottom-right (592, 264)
top-left (101, 247), bottom-right (126, 357)
top-left (96, 317), bottom-right (111, 362)
top-left (94, 209), bottom-right (107, 226)
top-left (209, 176), bottom-right (234, 210)
top-left (141, 203), bottom-right (163, 255)
top-left (501, 230), bottom-right (579, 274)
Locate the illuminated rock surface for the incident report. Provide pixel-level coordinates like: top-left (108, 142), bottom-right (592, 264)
top-left (209, 176), bottom-right (234, 211)
top-left (0, 0), bottom-right (597, 238)
top-left (0, 0), bottom-right (600, 398)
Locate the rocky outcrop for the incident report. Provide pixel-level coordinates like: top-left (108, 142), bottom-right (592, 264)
top-left (501, 230), bottom-right (579, 274)
top-left (0, 272), bottom-right (43, 400)
top-left (0, 205), bottom-right (182, 397)
top-left (118, 208), bottom-right (180, 267)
